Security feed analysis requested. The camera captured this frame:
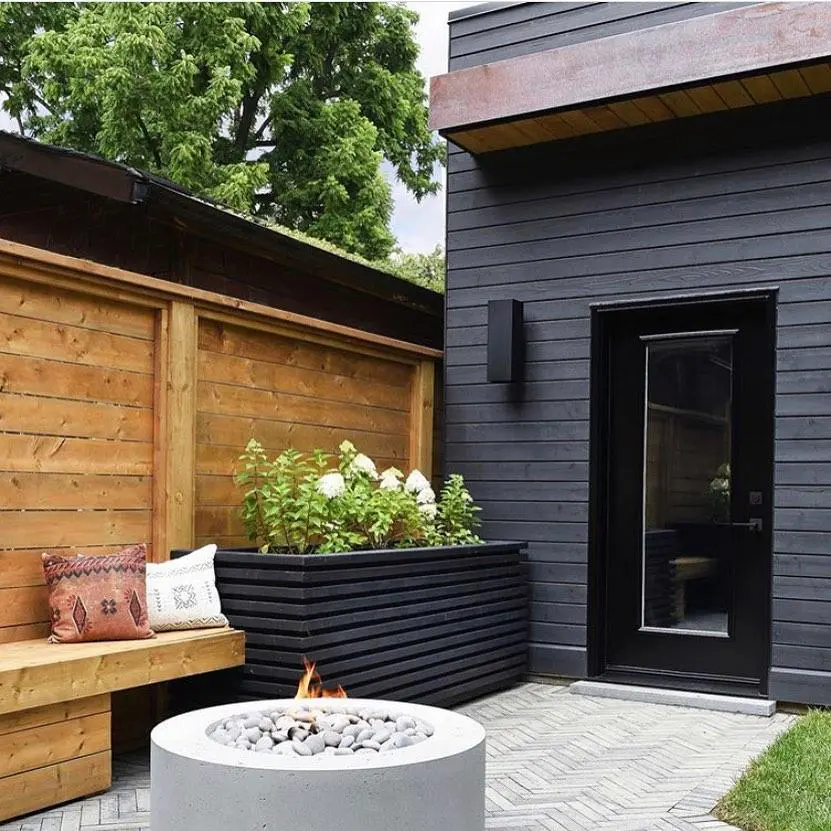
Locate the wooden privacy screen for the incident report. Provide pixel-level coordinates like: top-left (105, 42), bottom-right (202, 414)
top-left (0, 239), bottom-right (439, 643)
top-left (195, 320), bottom-right (419, 549)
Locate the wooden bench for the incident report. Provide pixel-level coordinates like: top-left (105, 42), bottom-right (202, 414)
top-left (0, 628), bottom-right (244, 821)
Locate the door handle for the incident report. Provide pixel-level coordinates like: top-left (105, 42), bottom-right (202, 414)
top-left (717, 519), bottom-right (763, 532)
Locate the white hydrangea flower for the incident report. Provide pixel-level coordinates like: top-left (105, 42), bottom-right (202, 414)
top-left (416, 486), bottom-right (436, 505)
top-left (339, 440), bottom-right (356, 455)
top-left (405, 470), bottom-right (430, 493)
top-left (349, 453), bottom-right (378, 479)
top-left (379, 467), bottom-right (404, 491)
top-left (317, 471), bottom-right (346, 499)
top-left (419, 502), bottom-right (438, 519)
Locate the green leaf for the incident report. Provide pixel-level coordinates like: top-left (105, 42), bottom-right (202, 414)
top-left (1, 1), bottom-right (442, 260)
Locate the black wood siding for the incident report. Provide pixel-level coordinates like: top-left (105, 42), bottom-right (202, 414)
top-left (444, 81), bottom-right (831, 702)
top-left (449, 2), bottom-right (750, 71)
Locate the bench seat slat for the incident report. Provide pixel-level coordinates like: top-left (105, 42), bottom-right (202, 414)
top-left (0, 628), bottom-right (245, 716)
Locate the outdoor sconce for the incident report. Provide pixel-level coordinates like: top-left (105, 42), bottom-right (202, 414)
top-left (487, 299), bottom-right (524, 383)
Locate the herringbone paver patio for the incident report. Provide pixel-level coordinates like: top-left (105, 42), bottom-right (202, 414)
top-left (0, 682), bottom-right (795, 831)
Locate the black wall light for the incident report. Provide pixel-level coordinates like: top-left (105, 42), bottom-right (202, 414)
top-left (487, 299), bottom-right (524, 383)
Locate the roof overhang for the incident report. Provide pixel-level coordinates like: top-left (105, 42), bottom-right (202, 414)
top-left (0, 131), bottom-right (442, 318)
top-left (430, 2), bottom-right (831, 154)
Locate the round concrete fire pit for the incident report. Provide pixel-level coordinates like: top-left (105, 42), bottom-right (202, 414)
top-left (150, 698), bottom-right (486, 831)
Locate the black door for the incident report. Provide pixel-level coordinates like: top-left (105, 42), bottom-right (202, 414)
top-left (600, 297), bottom-right (773, 692)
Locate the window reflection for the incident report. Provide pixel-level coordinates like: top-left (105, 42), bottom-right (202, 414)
top-left (642, 335), bottom-right (732, 636)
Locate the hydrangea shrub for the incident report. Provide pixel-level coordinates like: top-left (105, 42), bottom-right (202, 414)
top-left (234, 439), bottom-right (482, 554)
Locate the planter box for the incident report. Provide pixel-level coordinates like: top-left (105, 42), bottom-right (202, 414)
top-left (174, 541), bottom-right (528, 708)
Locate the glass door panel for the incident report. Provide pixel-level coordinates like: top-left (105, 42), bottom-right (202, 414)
top-left (641, 333), bottom-right (734, 637)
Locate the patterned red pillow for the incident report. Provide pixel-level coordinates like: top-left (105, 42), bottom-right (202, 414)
top-left (42, 543), bottom-right (155, 643)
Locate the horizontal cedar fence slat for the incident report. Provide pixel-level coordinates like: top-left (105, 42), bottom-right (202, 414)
top-left (2, 510), bottom-right (153, 550)
top-left (0, 547), bottom-right (135, 590)
top-left (0, 435), bottom-right (153, 475)
top-left (0, 274), bottom-right (156, 340)
top-left (196, 380), bottom-right (411, 435)
top-left (0, 238), bottom-right (439, 641)
top-left (1, 352), bottom-right (154, 407)
top-left (0, 474), bottom-right (153, 511)
top-left (0, 395), bottom-right (153, 442)
top-left (0, 586), bottom-right (49, 627)
top-left (198, 319), bottom-right (416, 387)
top-left (195, 416), bottom-right (409, 463)
top-left (195, 535), bottom-right (250, 550)
top-left (0, 624), bottom-right (51, 645)
top-left (0, 309), bottom-right (154, 373)
top-left (198, 339), bottom-right (412, 410)
top-left (194, 506), bottom-right (251, 539)
top-left (196, 444), bottom-right (406, 479)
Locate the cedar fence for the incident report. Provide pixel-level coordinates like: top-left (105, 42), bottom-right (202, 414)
top-left (0, 239), bottom-right (441, 645)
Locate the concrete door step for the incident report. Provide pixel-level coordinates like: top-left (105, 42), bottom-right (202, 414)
top-left (569, 680), bottom-right (776, 716)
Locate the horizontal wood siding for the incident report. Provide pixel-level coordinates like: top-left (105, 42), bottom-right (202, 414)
top-left (444, 90), bottom-right (831, 695)
top-left (448, 2), bottom-right (749, 70)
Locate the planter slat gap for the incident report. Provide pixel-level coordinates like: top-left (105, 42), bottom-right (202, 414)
top-left (219, 575), bottom-right (524, 618)
top-left (216, 564), bottom-right (522, 601)
top-left (246, 620), bottom-right (528, 667)
top-left (243, 634), bottom-right (529, 686)
top-left (242, 606), bottom-right (528, 652)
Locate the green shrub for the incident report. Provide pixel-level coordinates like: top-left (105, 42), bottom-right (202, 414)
top-left (234, 439), bottom-right (482, 554)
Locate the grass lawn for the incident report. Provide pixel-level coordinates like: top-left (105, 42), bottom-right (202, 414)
top-left (714, 710), bottom-right (831, 831)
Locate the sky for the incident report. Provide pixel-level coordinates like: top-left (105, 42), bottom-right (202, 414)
top-left (0, 1), bottom-right (471, 253)
top-left (390, 1), bottom-right (471, 253)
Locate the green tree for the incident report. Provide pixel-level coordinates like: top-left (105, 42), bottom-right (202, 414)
top-left (0, 2), bottom-right (443, 260)
top-left (386, 244), bottom-right (445, 292)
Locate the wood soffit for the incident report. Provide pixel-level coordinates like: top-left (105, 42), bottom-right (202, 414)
top-left (430, 2), bottom-right (831, 153)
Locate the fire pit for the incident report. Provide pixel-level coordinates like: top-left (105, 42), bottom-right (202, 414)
top-left (151, 663), bottom-right (486, 830)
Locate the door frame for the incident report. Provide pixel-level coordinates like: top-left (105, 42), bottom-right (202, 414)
top-left (586, 287), bottom-right (778, 695)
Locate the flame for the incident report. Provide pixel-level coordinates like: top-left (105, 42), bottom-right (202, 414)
top-left (295, 657), bottom-right (347, 699)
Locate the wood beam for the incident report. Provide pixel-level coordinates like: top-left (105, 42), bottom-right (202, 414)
top-left (165, 301), bottom-right (197, 552)
top-left (430, 3), bottom-right (831, 134)
top-left (409, 360), bottom-right (436, 478)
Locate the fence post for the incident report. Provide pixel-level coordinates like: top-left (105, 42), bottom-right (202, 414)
top-left (409, 359), bottom-right (435, 479)
top-left (163, 301), bottom-right (198, 554)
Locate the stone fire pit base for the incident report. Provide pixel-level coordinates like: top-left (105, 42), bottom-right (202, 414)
top-left (150, 698), bottom-right (486, 831)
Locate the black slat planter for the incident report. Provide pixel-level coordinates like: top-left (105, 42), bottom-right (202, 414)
top-left (174, 541), bottom-right (528, 708)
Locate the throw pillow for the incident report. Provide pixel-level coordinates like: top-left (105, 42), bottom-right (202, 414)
top-left (43, 543), bottom-right (154, 643)
top-left (145, 544), bottom-right (228, 632)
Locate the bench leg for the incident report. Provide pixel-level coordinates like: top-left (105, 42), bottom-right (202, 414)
top-left (0, 694), bottom-right (112, 822)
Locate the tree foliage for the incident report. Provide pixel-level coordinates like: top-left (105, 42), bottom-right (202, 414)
top-left (0, 2), bottom-right (444, 260)
top-left (386, 244), bottom-right (445, 292)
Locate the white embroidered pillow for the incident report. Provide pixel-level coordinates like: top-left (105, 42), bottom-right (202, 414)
top-left (146, 544), bottom-right (228, 632)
